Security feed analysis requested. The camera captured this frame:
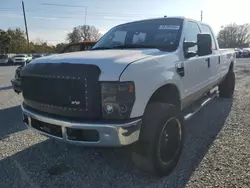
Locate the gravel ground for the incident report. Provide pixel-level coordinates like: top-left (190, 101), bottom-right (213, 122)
top-left (0, 60), bottom-right (250, 188)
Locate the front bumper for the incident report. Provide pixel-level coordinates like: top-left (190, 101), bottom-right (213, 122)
top-left (21, 105), bottom-right (142, 147)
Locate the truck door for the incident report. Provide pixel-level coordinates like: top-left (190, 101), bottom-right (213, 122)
top-left (181, 21), bottom-right (211, 99)
top-left (200, 24), bottom-right (221, 85)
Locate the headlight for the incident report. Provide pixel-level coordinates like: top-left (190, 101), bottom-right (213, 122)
top-left (101, 82), bottom-right (135, 120)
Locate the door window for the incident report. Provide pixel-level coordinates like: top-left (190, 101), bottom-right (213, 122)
top-left (184, 21), bottom-right (201, 52)
top-left (201, 24), bottom-right (217, 50)
top-left (109, 30), bottom-right (127, 45)
top-left (132, 32), bottom-right (146, 44)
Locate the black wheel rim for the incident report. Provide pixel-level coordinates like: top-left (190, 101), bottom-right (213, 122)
top-left (157, 117), bottom-right (182, 165)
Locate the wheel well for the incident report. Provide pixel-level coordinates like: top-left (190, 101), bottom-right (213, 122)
top-left (148, 84), bottom-right (181, 109)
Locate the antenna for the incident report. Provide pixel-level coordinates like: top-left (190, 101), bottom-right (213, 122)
top-left (200, 10), bottom-right (203, 22)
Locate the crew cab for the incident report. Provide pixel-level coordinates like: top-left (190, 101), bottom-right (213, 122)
top-left (20, 17), bottom-right (235, 176)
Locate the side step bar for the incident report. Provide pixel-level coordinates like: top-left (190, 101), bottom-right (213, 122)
top-left (184, 90), bottom-right (218, 121)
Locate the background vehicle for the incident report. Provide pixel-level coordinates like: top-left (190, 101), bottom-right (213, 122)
top-left (235, 48), bottom-right (243, 58)
top-left (242, 48), bottom-right (250, 57)
top-left (0, 54), bottom-right (9, 64)
top-left (61, 41), bottom-right (97, 53)
top-left (32, 54), bottom-right (44, 59)
top-left (20, 17), bottom-right (235, 176)
top-left (0, 54), bottom-right (16, 65)
top-left (12, 54), bottom-right (32, 65)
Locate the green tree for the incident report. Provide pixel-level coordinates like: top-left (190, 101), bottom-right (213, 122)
top-left (0, 30), bottom-right (11, 53)
top-left (7, 28), bottom-right (27, 53)
top-left (217, 23), bottom-right (250, 48)
top-left (0, 28), bottom-right (57, 54)
top-left (67, 25), bottom-right (102, 43)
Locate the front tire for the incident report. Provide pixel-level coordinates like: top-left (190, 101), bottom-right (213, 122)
top-left (132, 103), bottom-right (184, 176)
top-left (219, 70), bottom-right (235, 98)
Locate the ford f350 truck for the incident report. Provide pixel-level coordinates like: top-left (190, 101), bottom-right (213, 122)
top-left (20, 17), bottom-right (235, 176)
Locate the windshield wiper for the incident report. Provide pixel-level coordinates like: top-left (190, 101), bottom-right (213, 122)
top-left (113, 44), bottom-right (177, 51)
top-left (91, 44), bottom-right (176, 51)
top-left (91, 44), bottom-right (155, 50)
top-left (111, 44), bottom-right (156, 49)
top-left (91, 47), bottom-right (112, 50)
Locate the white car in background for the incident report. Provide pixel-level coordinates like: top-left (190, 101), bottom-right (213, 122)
top-left (0, 54), bottom-right (9, 64)
top-left (13, 54), bottom-right (32, 65)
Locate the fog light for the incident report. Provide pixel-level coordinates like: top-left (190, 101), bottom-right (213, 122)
top-left (104, 103), bottom-right (114, 114)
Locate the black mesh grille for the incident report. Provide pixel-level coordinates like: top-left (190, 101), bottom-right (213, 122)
top-left (22, 76), bottom-right (87, 109)
top-left (21, 63), bottom-right (101, 119)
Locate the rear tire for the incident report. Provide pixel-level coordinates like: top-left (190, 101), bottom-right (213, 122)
top-left (132, 102), bottom-right (184, 176)
top-left (219, 70), bottom-right (235, 98)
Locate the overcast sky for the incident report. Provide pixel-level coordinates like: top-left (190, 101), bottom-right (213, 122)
top-left (1, 0), bottom-right (250, 45)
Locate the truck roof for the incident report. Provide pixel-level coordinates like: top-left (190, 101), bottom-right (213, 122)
top-left (117, 16), bottom-right (209, 27)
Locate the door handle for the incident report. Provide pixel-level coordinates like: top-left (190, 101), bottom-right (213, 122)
top-left (205, 58), bottom-right (210, 68)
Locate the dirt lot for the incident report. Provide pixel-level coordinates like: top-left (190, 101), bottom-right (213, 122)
top-left (0, 59), bottom-right (250, 188)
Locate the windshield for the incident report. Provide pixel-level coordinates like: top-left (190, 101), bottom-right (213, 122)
top-left (93, 18), bottom-right (183, 51)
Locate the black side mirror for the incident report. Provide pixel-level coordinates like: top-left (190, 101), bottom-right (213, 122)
top-left (197, 33), bottom-right (212, 56)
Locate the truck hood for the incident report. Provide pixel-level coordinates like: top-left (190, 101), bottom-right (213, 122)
top-left (30, 49), bottom-right (165, 81)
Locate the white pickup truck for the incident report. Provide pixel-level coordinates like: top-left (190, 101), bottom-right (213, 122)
top-left (20, 17), bottom-right (235, 176)
top-left (13, 54), bottom-right (32, 65)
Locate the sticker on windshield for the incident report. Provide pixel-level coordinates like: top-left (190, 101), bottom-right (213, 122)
top-left (159, 25), bottom-right (180, 30)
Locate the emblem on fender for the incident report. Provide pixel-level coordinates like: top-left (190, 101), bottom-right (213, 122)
top-left (71, 101), bottom-right (81, 105)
